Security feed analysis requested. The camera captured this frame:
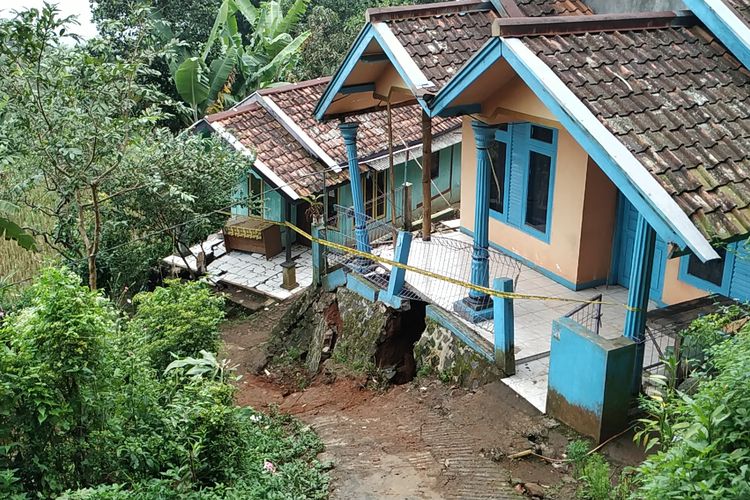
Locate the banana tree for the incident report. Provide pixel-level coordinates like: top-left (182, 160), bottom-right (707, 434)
top-left (170, 0), bottom-right (310, 121)
top-left (0, 201), bottom-right (36, 251)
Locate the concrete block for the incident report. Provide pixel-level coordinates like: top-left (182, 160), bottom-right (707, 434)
top-left (547, 317), bottom-right (637, 443)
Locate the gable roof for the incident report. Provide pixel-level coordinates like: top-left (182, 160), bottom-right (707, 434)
top-left (683, 0), bottom-right (750, 69)
top-left (204, 79), bottom-right (460, 199)
top-left (428, 12), bottom-right (746, 261)
top-left (517, 21), bottom-right (750, 245)
top-left (314, 0), bottom-right (592, 121)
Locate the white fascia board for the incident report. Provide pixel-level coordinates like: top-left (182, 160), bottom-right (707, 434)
top-left (257, 94), bottom-right (342, 173)
top-left (715, 0), bottom-right (750, 49)
top-left (503, 38), bottom-right (718, 262)
top-left (372, 22), bottom-right (434, 91)
top-left (211, 122), bottom-right (299, 200)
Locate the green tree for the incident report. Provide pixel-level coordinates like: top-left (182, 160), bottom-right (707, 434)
top-left (0, 6), bottom-right (248, 292)
top-left (169, 0), bottom-right (310, 121)
top-left (0, 201), bottom-right (36, 251)
top-left (92, 0), bottom-right (223, 52)
top-left (289, 0), bottom-right (438, 80)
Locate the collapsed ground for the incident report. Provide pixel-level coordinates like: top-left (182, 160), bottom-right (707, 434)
top-left (222, 289), bottom-right (645, 499)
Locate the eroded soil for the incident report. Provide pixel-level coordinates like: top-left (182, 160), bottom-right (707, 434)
top-left (224, 311), bottom-right (642, 499)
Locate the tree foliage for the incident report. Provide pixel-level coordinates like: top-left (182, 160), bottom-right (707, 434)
top-left (289, 0), bottom-right (438, 80)
top-left (0, 6), bottom-right (248, 293)
top-left (0, 268), bottom-right (328, 498)
top-left (168, 0), bottom-right (311, 120)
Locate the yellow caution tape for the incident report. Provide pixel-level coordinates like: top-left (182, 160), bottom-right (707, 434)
top-left (270, 220), bottom-right (639, 312)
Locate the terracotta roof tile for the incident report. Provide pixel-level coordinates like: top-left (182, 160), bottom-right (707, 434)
top-left (515, 0), bottom-right (592, 17)
top-left (213, 102), bottom-right (347, 198)
top-left (209, 80), bottom-right (461, 197)
top-left (385, 0), bottom-right (591, 92)
top-left (521, 26), bottom-right (750, 241)
top-left (727, 0), bottom-right (750, 25)
top-left (262, 80), bottom-right (460, 163)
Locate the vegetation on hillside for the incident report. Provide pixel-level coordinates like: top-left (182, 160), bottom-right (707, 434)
top-left (0, 268), bottom-right (329, 498)
top-left (0, 6), bottom-right (248, 295)
top-left (634, 306), bottom-right (750, 498)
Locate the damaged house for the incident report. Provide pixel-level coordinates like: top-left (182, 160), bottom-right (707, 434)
top-left (312, 0), bottom-right (750, 440)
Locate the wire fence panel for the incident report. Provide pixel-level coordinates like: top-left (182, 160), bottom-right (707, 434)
top-left (565, 294), bottom-right (603, 336)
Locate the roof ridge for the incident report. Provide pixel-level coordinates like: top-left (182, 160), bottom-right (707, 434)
top-left (204, 101), bottom-right (263, 124)
top-left (492, 11), bottom-right (698, 37)
top-left (366, 0), bottom-right (494, 23)
top-left (257, 76), bottom-right (332, 96)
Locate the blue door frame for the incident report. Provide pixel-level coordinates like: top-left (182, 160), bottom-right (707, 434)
top-left (612, 194), bottom-right (667, 305)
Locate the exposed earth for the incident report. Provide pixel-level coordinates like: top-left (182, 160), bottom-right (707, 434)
top-left (222, 301), bottom-right (644, 499)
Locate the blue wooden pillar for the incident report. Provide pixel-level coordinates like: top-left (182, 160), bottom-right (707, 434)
top-left (623, 214), bottom-right (656, 395)
top-left (454, 120), bottom-right (494, 323)
top-left (379, 231), bottom-right (413, 310)
top-left (339, 122), bottom-right (371, 253)
top-left (492, 277), bottom-right (515, 375)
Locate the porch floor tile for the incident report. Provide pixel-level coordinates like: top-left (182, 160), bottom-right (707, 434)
top-left (164, 234), bottom-right (312, 301)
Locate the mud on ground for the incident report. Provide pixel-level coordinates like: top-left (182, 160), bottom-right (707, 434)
top-left (223, 311), bottom-right (643, 499)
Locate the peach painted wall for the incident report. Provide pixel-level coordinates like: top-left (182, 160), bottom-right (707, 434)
top-left (460, 116), bottom-right (617, 286)
top-left (661, 256), bottom-right (709, 305)
top-left (578, 157), bottom-right (618, 284)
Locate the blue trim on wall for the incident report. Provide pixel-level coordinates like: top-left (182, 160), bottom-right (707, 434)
top-left (440, 104), bottom-right (483, 117)
top-left (340, 83), bottom-right (376, 95)
top-left (460, 226), bottom-right (607, 291)
top-left (678, 243), bottom-right (735, 296)
top-left (684, 0), bottom-right (750, 70)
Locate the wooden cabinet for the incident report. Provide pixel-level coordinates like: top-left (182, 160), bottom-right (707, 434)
top-left (223, 217), bottom-right (283, 258)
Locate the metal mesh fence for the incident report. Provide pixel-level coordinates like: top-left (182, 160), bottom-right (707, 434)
top-left (564, 294), bottom-right (603, 336)
top-left (321, 203), bottom-right (524, 340)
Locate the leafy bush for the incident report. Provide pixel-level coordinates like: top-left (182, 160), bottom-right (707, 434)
top-left (566, 440), bottom-right (631, 500)
top-left (635, 315), bottom-right (750, 499)
top-left (0, 268), bottom-right (328, 498)
top-left (128, 279), bottom-right (225, 371)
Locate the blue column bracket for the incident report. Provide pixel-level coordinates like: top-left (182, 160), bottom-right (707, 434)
top-left (492, 277), bottom-right (515, 376)
top-left (339, 121), bottom-right (372, 255)
top-left (622, 214), bottom-right (656, 395)
top-left (454, 120), bottom-right (495, 323)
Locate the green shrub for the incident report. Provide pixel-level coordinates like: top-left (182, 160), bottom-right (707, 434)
top-left (635, 317), bottom-right (750, 498)
top-left (566, 440), bottom-right (630, 500)
top-left (1, 267), bottom-right (329, 499)
top-left (128, 279), bottom-right (225, 371)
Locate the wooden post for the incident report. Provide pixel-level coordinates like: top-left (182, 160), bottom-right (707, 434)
top-left (421, 110), bottom-right (432, 241)
top-left (402, 182), bottom-right (413, 232)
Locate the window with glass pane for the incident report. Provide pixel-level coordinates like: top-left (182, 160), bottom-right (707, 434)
top-left (430, 151), bottom-right (440, 179)
top-left (249, 175), bottom-right (264, 216)
top-left (525, 151), bottom-right (552, 233)
top-left (489, 139), bottom-right (507, 214)
top-left (375, 171), bottom-right (386, 219)
top-left (687, 247), bottom-right (726, 287)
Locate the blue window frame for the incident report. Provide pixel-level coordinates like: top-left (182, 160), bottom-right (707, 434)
top-left (489, 126), bottom-right (511, 219)
top-left (486, 122), bottom-right (557, 242)
top-left (679, 245), bottom-right (734, 295)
